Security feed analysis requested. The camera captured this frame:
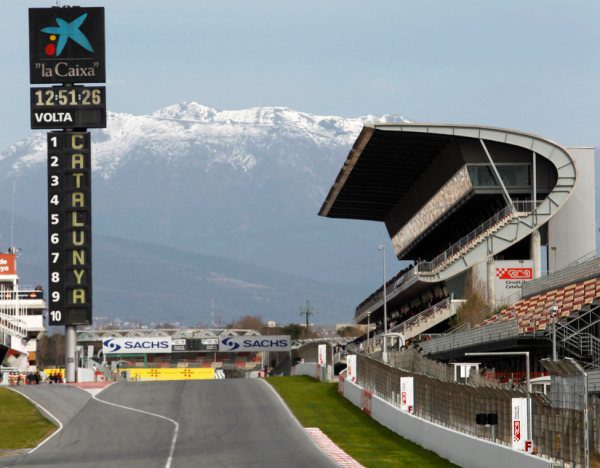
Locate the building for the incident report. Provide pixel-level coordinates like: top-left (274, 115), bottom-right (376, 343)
top-left (320, 123), bottom-right (596, 367)
top-left (0, 250), bottom-right (47, 371)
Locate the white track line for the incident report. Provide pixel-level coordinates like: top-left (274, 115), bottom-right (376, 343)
top-left (8, 388), bottom-right (64, 454)
top-left (92, 391), bottom-right (179, 468)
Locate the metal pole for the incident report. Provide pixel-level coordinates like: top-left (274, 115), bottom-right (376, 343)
top-left (65, 324), bottom-right (77, 383)
top-left (551, 303), bottom-right (558, 361)
top-left (525, 351), bottom-right (532, 443)
top-left (367, 312), bottom-right (370, 354)
top-left (379, 245), bottom-right (388, 363)
top-left (584, 370), bottom-right (590, 468)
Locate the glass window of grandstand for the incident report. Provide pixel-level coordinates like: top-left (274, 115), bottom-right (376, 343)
top-left (467, 164), bottom-right (531, 188)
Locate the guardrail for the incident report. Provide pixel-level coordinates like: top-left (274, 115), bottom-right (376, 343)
top-left (418, 320), bottom-right (519, 356)
top-left (522, 256), bottom-right (600, 299)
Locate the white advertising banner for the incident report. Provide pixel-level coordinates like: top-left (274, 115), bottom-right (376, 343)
top-left (494, 260), bottom-right (534, 303)
top-left (346, 355), bottom-right (357, 383)
top-left (400, 376), bottom-right (414, 413)
top-left (102, 337), bottom-right (172, 354)
top-left (318, 344), bottom-right (327, 366)
top-left (218, 335), bottom-right (291, 352)
top-left (511, 397), bottom-right (529, 451)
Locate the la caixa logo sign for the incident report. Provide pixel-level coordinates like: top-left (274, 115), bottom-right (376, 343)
top-left (29, 7), bottom-right (105, 84)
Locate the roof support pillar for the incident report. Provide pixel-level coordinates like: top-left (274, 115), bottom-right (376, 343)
top-left (479, 139), bottom-right (514, 210)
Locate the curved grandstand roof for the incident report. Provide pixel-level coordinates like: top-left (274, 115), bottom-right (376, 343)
top-left (319, 123), bottom-right (573, 221)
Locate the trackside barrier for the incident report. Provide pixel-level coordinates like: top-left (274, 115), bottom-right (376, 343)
top-left (122, 367), bottom-right (215, 381)
top-left (291, 362), bottom-right (334, 382)
top-left (339, 377), bottom-right (552, 468)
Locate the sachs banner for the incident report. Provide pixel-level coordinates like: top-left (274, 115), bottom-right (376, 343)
top-left (102, 337), bottom-right (172, 354)
top-left (219, 335), bottom-right (291, 352)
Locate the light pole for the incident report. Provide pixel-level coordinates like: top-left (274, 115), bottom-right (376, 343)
top-left (299, 300), bottom-right (314, 338)
top-left (378, 244), bottom-right (388, 363)
top-left (466, 351), bottom-right (532, 444)
top-left (367, 311), bottom-right (371, 354)
top-left (551, 302), bottom-right (558, 361)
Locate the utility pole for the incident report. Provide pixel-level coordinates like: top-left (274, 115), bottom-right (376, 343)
top-left (300, 301), bottom-right (314, 338)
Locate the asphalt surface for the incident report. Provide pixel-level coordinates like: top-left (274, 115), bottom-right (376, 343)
top-left (2, 379), bottom-right (337, 468)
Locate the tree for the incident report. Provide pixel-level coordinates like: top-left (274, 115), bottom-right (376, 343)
top-left (37, 333), bottom-right (65, 368)
top-left (228, 315), bottom-right (266, 332)
top-left (281, 323), bottom-right (304, 340)
top-left (337, 326), bottom-right (361, 338)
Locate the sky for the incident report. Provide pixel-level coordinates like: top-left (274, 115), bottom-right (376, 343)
top-left (1, 0), bottom-right (599, 150)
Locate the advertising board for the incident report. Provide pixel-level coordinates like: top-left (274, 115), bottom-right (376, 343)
top-left (0, 254), bottom-right (16, 276)
top-left (318, 344), bottom-right (326, 366)
top-left (29, 7), bottom-right (105, 84)
top-left (346, 354), bottom-right (357, 383)
top-left (400, 376), bottom-right (414, 414)
top-left (102, 337), bottom-right (172, 354)
top-left (218, 335), bottom-right (291, 352)
top-left (494, 260), bottom-right (534, 303)
top-left (511, 397), bottom-right (529, 451)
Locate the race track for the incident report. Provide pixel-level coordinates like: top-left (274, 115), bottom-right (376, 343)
top-left (3, 380), bottom-right (337, 468)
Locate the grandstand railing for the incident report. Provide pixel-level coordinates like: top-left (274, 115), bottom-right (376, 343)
top-left (523, 255), bottom-right (600, 299)
top-left (388, 297), bottom-right (451, 336)
top-left (362, 298), bottom-right (452, 352)
top-left (418, 320), bottom-right (519, 356)
top-left (416, 201), bottom-right (537, 275)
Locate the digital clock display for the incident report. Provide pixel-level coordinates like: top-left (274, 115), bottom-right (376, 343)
top-left (30, 85), bottom-right (106, 130)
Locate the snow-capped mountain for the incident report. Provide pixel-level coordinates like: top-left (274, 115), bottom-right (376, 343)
top-left (0, 103), bottom-right (408, 323)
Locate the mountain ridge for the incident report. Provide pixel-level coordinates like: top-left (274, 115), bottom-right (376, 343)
top-left (0, 103), bottom-right (409, 324)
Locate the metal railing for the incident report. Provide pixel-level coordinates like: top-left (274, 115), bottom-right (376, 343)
top-left (417, 201), bottom-right (537, 274)
top-left (363, 298), bottom-right (451, 352)
top-left (419, 320), bottom-right (519, 356)
top-left (389, 297), bottom-right (451, 336)
top-left (523, 256), bottom-right (600, 299)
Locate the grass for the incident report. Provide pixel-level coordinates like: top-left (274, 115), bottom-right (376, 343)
top-left (269, 376), bottom-right (456, 467)
top-left (0, 388), bottom-right (56, 450)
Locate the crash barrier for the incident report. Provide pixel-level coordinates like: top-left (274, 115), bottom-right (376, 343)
top-left (121, 367), bottom-right (215, 381)
top-left (339, 376), bottom-right (552, 468)
top-left (355, 353), bottom-right (600, 467)
top-left (291, 362), bottom-right (333, 382)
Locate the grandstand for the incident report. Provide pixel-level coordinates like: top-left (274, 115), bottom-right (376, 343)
top-left (320, 123), bottom-right (596, 377)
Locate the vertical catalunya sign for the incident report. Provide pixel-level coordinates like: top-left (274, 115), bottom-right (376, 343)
top-left (29, 6), bottom-right (106, 329)
top-left (47, 132), bottom-right (92, 326)
top-left (29, 7), bottom-right (105, 84)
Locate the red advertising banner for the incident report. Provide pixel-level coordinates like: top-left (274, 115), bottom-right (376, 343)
top-left (0, 254), bottom-right (16, 275)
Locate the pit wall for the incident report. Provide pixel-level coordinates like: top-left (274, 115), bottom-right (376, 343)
top-left (337, 376), bottom-right (552, 468)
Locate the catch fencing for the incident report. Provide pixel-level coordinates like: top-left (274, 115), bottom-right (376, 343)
top-left (355, 351), bottom-right (600, 467)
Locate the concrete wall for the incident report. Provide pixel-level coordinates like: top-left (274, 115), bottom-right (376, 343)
top-left (292, 362), bottom-right (318, 379)
top-left (548, 147), bottom-right (596, 272)
top-left (340, 378), bottom-right (552, 468)
top-left (291, 362), bottom-right (333, 381)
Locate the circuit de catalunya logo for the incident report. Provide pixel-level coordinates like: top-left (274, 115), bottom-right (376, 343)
top-left (496, 267), bottom-right (532, 280)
